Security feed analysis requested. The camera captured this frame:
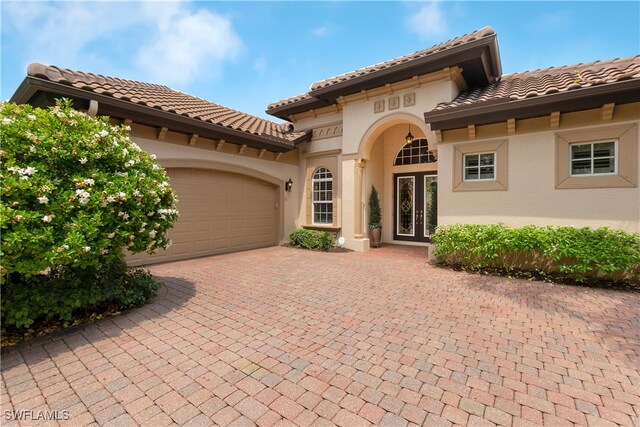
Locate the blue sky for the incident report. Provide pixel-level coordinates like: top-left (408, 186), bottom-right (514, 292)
top-left (2, 1), bottom-right (639, 120)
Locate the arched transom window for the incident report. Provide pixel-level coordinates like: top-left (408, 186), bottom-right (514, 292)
top-left (312, 168), bottom-right (333, 224)
top-left (394, 138), bottom-right (436, 166)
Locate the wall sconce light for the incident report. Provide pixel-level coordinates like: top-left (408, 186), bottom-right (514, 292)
top-left (285, 178), bottom-right (293, 192)
top-left (405, 125), bottom-right (414, 144)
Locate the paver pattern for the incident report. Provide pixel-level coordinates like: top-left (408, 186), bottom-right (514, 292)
top-left (2, 245), bottom-right (639, 426)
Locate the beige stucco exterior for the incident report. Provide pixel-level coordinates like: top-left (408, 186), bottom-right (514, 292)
top-left (291, 73), bottom-right (461, 251)
top-left (437, 112), bottom-right (640, 234)
top-left (129, 123), bottom-right (300, 247)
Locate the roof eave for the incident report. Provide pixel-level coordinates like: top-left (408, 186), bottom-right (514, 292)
top-left (13, 77), bottom-right (296, 152)
top-left (266, 97), bottom-right (332, 121)
top-left (424, 79), bottom-right (640, 131)
top-left (308, 35), bottom-right (501, 100)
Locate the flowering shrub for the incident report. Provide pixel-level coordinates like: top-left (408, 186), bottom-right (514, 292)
top-left (0, 100), bottom-right (179, 328)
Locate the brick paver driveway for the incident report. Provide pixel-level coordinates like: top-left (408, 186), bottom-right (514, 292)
top-left (2, 246), bottom-right (639, 426)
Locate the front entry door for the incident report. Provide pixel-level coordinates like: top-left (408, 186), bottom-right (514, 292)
top-left (394, 172), bottom-right (437, 242)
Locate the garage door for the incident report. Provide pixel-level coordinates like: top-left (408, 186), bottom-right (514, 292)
top-left (128, 168), bottom-right (278, 265)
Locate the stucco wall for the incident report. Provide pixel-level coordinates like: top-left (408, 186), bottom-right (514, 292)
top-left (438, 120), bottom-right (640, 233)
top-left (130, 126), bottom-right (300, 244)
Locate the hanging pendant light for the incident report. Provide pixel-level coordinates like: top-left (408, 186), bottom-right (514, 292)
top-left (405, 125), bottom-right (414, 144)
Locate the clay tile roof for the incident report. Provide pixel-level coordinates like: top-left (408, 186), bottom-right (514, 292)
top-left (309, 26), bottom-right (496, 92)
top-left (267, 93), bottom-right (314, 112)
top-left (432, 56), bottom-right (640, 112)
top-left (267, 26), bottom-right (497, 114)
top-left (27, 63), bottom-right (305, 144)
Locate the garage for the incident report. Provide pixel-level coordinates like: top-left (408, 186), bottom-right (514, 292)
top-left (128, 168), bottom-right (279, 266)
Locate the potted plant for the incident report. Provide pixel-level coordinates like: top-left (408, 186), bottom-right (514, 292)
top-left (368, 185), bottom-right (382, 248)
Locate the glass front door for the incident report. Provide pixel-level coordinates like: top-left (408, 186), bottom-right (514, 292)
top-left (394, 172), bottom-right (437, 242)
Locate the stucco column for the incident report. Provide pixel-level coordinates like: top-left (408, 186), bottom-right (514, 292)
top-left (354, 159), bottom-right (366, 239)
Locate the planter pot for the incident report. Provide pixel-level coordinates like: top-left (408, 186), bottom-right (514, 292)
top-left (370, 228), bottom-right (382, 248)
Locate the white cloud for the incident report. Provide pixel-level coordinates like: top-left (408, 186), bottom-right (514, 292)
top-left (1, 1), bottom-right (243, 86)
top-left (407, 1), bottom-right (449, 40)
top-left (312, 25), bottom-right (331, 37)
top-left (135, 5), bottom-right (242, 85)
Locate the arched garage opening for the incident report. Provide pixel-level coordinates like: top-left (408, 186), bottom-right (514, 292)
top-left (128, 163), bottom-right (281, 266)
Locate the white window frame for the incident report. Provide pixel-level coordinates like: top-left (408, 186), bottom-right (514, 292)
top-left (312, 168), bottom-right (333, 225)
top-left (569, 139), bottom-right (618, 177)
top-left (463, 151), bottom-right (496, 182)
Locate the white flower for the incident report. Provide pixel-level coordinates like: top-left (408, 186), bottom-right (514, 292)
top-left (100, 248), bottom-right (109, 255)
top-left (38, 196), bottom-right (49, 204)
top-left (147, 211), bottom-right (154, 217)
top-left (107, 232), bottom-right (115, 238)
top-left (82, 246), bottom-right (91, 252)
top-left (29, 145), bottom-right (36, 153)
top-left (152, 164), bottom-right (160, 171)
top-left (76, 189), bottom-right (90, 198)
top-left (125, 125), bottom-right (131, 131)
top-left (149, 230), bottom-right (157, 238)
top-left (84, 178), bottom-right (95, 186)
top-left (158, 181), bottom-right (169, 188)
top-left (122, 148), bottom-right (129, 156)
top-left (150, 154), bottom-right (157, 159)
top-left (27, 114), bottom-right (36, 121)
top-left (123, 213), bottom-right (129, 220)
top-left (115, 172), bottom-right (128, 177)
top-left (117, 192), bottom-right (126, 198)
top-left (2, 118), bottom-right (12, 125)
top-left (164, 240), bottom-right (173, 249)
top-left (39, 267), bottom-right (51, 275)
top-left (79, 158), bottom-right (88, 164)
top-left (99, 130), bottom-right (109, 137)
top-left (42, 214), bottom-right (54, 223)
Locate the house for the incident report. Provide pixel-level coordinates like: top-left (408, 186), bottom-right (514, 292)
top-left (10, 27), bottom-right (640, 265)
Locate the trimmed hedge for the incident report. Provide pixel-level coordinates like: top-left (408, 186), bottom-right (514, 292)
top-left (432, 224), bottom-right (640, 283)
top-left (289, 228), bottom-right (335, 251)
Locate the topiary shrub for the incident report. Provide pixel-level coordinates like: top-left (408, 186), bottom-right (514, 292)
top-left (0, 99), bottom-right (179, 329)
top-left (368, 185), bottom-right (382, 230)
top-left (432, 224), bottom-right (640, 283)
top-left (289, 228), bottom-right (335, 251)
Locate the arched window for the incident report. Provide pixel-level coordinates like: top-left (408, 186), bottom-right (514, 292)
top-left (394, 138), bottom-right (436, 166)
top-left (312, 168), bottom-right (333, 224)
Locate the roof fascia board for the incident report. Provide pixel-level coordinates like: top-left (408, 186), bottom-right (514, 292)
top-left (15, 77), bottom-right (296, 152)
top-left (425, 79), bottom-right (640, 131)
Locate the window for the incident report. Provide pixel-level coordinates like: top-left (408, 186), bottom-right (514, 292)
top-left (312, 168), bottom-right (333, 224)
top-left (464, 152), bottom-right (495, 181)
top-left (570, 140), bottom-right (617, 176)
top-left (394, 138), bottom-right (436, 165)
top-left (555, 124), bottom-right (636, 189)
top-left (453, 139), bottom-right (507, 191)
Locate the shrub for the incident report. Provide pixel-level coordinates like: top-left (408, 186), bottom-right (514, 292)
top-left (289, 228), bottom-right (335, 251)
top-left (0, 99), bottom-right (178, 329)
top-left (368, 185), bottom-right (381, 229)
top-left (2, 259), bottom-right (160, 329)
top-left (432, 224), bottom-right (640, 283)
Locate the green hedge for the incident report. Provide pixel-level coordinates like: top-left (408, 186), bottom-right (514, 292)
top-left (432, 224), bottom-right (640, 283)
top-left (1, 259), bottom-right (160, 329)
top-left (289, 228), bottom-right (335, 251)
